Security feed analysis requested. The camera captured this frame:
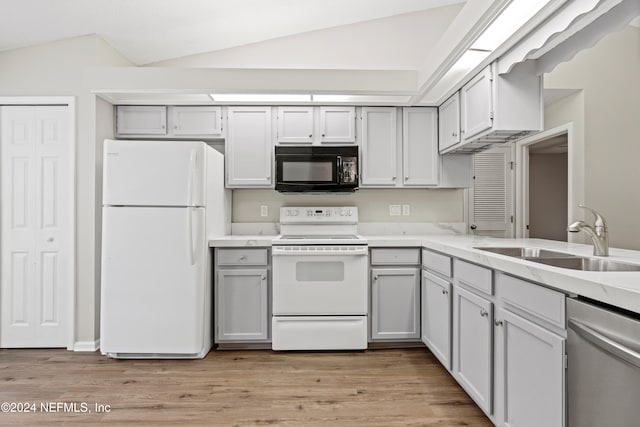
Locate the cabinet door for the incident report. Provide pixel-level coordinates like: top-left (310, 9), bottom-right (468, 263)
top-left (421, 270), bottom-right (452, 370)
top-left (494, 307), bottom-right (564, 427)
top-left (453, 285), bottom-right (493, 415)
top-left (403, 107), bottom-right (438, 186)
top-left (360, 107), bottom-right (398, 186)
top-left (371, 268), bottom-right (420, 341)
top-left (226, 107), bottom-right (273, 187)
top-left (439, 92), bottom-right (460, 152)
top-left (461, 65), bottom-right (493, 140)
top-left (216, 268), bottom-right (269, 341)
top-left (320, 106), bottom-right (355, 143)
top-left (172, 106), bottom-right (222, 136)
top-left (116, 106), bottom-right (167, 135)
top-left (277, 106), bottom-right (314, 143)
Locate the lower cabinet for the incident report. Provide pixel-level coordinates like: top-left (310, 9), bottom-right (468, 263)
top-left (370, 268), bottom-right (421, 340)
top-left (494, 307), bottom-right (565, 427)
top-left (453, 284), bottom-right (494, 415)
top-left (214, 248), bottom-right (271, 344)
top-left (421, 270), bottom-right (452, 370)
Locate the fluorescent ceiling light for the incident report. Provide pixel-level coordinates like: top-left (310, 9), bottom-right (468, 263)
top-left (209, 94), bottom-right (311, 102)
top-left (471, 0), bottom-right (550, 51)
top-left (312, 94), bottom-right (412, 103)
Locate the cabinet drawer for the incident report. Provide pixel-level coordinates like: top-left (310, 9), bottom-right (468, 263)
top-left (217, 248), bottom-right (268, 266)
top-left (454, 259), bottom-right (492, 295)
top-left (496, 273), bottom-right (565, 329)
top-left (371, 248), bottom-right (420, 265)
top-left (422, 249), bottom-right (452, 278)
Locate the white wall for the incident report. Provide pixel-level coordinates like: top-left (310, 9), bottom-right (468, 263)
top-left (0, 35), bottom-right (132, 345)
top-left (232, 189), bottom-right (464, 223)
top-left (148, 5), bottom-right (463, 69)
top-left (544, 26), bottom-right (640, 250)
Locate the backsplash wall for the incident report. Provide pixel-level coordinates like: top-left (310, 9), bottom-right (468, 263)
top-left (232, 189), bottom-right (464, 223)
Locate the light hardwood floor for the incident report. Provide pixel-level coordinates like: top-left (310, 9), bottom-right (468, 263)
top-left (0, 348), bottom-right (492, 426)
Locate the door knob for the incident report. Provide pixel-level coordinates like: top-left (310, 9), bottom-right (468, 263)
top-left (470, 224), bottom-right (477, 230)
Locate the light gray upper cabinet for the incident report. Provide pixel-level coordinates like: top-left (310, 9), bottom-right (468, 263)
top-left (360, 107), bottom-right (398, 186)
top-left (443, 61), bottom-right (542, 154)
top-left (402, 107), bottom-right (438, 186)
top-left (370, 248), bottom-right (421, 342)
top-left (225, 106), bottom-right (273, 187)
top-left (277, 106), bottom-right (314, 143)
top-left (116, 106), bottom-right (167, 135)
top-left (461, 66), bottom-right (494, 140)
top-left (438, 92), bottom-right (461, 153)
top-left (172, 106), bottom-right (222, 136)
top-left (215, 248), bottom-right (271, 343)
top-left (276, 106), bottom-right (355, 144)
top-left (319, 106), bottom-right (356, 143)
top-left (116, 105), bottom-right (223, 137)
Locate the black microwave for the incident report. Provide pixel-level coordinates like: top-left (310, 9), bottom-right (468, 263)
top-left (275, 146), bottom-right (359, 193)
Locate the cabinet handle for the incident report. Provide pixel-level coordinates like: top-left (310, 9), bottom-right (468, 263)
top-left (373, 276), bottom-right (378, 281)
top-left (441, 289), bottom-right (449, 295)
top-left (261, 275), bottom-right (266, 281)
top-left (452, 132), bottom-right (455, 137)
top-left (392, 176), bottom-right (397, 180)
top-left (322, 133), bottom-right (325, 137)
top-left (461, 129), bottom-right (465, 134)
top-left (480, 309), bottom-right (489, 317)
top-left (239, 255), bottom-right (247, 261)
top-left (174, 124), bottom-right (178, 129)
top-left (405, 176), bottom-right (409, 180)
top-left (308, 134), bottom-right (312, 138)
top-left (495, 319), bottom-right (503, 326)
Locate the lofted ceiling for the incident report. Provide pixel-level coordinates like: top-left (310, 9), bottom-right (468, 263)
top-left (0, 0), bottom-right (466, 66)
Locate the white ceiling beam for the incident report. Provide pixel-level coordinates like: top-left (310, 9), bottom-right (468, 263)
top-left (84, 67), bottom-right (418, 97)
top-left (410, 0), bottom-right (509, 105)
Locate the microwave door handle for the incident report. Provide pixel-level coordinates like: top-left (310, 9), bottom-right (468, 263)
top-left (336, 156), bottom-right (342, 184)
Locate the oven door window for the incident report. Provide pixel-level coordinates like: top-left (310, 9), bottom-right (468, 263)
top-left (296, 261), bottom-right (344, 282)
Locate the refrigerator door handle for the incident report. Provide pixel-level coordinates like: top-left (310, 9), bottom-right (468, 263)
top-left (187, 208), bottom-right (195, 265)
top-left (187, 149), bottom-right (197, 206)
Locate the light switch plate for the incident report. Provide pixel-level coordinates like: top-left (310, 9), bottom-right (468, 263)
top-left (260, 205), bottom-right (269, 217)
top-left (389, 204), bottom-right (401, 216)
top-left (402, 204), bottom-right (410, 216)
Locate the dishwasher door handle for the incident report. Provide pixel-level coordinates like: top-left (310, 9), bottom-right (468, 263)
top-left (568, 319), bottom-right (640, 369)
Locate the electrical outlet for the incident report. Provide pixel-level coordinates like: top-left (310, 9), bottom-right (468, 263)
top-left (260, 205), bottom-right (269, 217)
top-left (402, 204), bottom-right (410, 216)
top-left (389, 204), bottom-right (401, 216)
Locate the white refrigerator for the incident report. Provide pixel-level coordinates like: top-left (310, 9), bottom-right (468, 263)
top-left (100, 139), bottom-right (230, 358)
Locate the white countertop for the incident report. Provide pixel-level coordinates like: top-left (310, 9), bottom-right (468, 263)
top-left (419, 235), bottom-right (640, 315)
top-left (209, 234), bottom-right (640, 314)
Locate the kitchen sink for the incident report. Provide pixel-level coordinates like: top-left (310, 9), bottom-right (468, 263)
top-left (529, 257), bottom-right (640, 272)
top-left (474, 247), bottom-right (576, 259)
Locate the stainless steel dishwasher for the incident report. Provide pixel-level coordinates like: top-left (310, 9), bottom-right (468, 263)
top-left (567, 298), bottom-right (640, 427)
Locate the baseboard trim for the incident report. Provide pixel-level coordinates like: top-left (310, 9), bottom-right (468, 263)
top-left (74, 339), bottom-right (100, 352)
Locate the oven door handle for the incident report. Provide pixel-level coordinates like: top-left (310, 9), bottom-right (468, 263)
top-left (272, 246), bottom-right (368, 256)
top-left (336, 156), bottom-right (342, 184)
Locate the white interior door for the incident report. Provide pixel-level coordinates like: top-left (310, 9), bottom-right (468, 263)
top-left (1, 106), bottom-right (71, 348)
top-left (469, 145), bottom-right (514, 238)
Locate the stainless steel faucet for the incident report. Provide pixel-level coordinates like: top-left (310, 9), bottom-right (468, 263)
top-left (567, 204), bottom-right (609, 256)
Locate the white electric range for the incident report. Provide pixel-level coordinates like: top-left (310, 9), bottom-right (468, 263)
top-left (271, 207), bottom-right (368, 351)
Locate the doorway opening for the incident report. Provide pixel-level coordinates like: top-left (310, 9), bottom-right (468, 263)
top-left (515, 123), bottom-right (577, 242)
